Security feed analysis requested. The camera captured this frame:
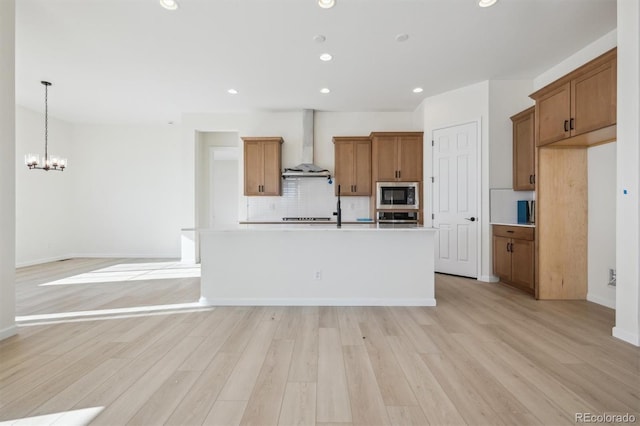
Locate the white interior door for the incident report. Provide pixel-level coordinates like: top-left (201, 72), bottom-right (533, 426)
top-left (209, 147), bottom-right (239, 227)
top-left (432, 122), bottom-right (478, 278)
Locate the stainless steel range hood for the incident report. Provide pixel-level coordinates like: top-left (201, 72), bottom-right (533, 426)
top-left (282, 109), bottom-right (332, 179)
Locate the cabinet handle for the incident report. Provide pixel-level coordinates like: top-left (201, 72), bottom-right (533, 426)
top-left (564, 120), bottom-right (569, 132)
top-left (570, 118), bottom-right (575, 130)
top-left (353, 185), bottom-right (357, 192)
top-left (506, 242), bottom-right (511, 252)
top-left (533, 174), bottom-right (535, 184)
top-left (510, 243), bottom-right (514, 252)
top-left (398, 170), bottom-right (401, 179)
top-left (529, 175), bottom-right (533, 184)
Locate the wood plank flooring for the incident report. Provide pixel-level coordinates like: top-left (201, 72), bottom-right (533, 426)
top-left (1, 258), bottom-right (639, 425)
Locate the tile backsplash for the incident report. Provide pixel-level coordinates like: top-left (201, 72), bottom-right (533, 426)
top-left (244, 178), bottom-right (370, 222)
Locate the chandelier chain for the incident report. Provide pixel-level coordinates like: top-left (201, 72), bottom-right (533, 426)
top-left (44, 82), bottom-right (48, 162)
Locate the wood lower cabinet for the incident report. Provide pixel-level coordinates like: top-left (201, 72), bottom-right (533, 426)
top-left (493, 225), bottom-right (535, 295)
top-left (531, 48), bottom-right (616, 148)
top-left (511, 106), bottom-right (535, 191)
top-left (333, 136), bottom-right (371, 196)
top-left (242, 137), bottom-right (283, 196)
top-left (370, 132), bottom-right (423, 182)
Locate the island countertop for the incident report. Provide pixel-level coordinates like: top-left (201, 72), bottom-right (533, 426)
top-left (200, 224), bottom-right (437, 232)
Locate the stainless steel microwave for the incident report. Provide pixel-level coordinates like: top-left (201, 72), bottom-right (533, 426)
top-left (376, 182), bottom-right (419, 210)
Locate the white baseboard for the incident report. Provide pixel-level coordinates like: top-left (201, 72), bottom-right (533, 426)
top-left (0, 325), bottom-right (18, 341)
top-left (16, 252), bottom-right (181, 267)
top-left (16, 254), bottom-right (74, 268)
top-left (67, 253), bottom-right (179, 260)
top-left (612, 326), bottom-right (640, 347)
top-left (586, 293), bottom-right (616, 309)
top-left (199, 298), bottom-right (437, 307)
top-left (478, 275), bottom-right (500, 283)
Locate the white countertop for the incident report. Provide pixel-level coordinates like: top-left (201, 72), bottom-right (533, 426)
top-left (201, 224), bottom-right (436, 232)
top-left (490, 222), bottom-right (535, 228)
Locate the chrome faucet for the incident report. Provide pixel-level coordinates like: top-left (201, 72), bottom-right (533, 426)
top-left (333, 184), bottom-right (342, 228)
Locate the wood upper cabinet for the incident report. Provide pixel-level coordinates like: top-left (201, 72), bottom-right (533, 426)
top-left (370, 132), bottom-right (423, 182)
top-left (511, 107), bottom-right (535, 191)
top-left (536, 84), bottom-right (571, 146)
top-left (333, 137), bottom-right (372, 196)
top-left (492, 225), bottom-right (535, 295)
top-left (531, 48), bottom-right (616, 147)
top-left (242, 137), bottom-right (283, 196)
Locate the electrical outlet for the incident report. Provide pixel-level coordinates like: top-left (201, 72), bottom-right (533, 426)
top-left (609, 268), bottom-right (616, 286)
top-left (314, 270), bottom-right (322, 280)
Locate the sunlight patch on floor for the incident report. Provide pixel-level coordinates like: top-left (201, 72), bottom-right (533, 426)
top-left (16, 302), bottom-right (213, 326)
top-left (39, 261), bottom-right (200, 286)
top-left (0, 406), bottom-right (104, 426)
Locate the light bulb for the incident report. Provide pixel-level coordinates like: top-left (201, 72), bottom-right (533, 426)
top-left (318, 0), bottom-right (335, 9)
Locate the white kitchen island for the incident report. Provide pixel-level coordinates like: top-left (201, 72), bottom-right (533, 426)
top-left (199, 224), bottom-right (436, 306)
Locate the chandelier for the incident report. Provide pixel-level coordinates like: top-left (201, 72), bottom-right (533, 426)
top-left (25, 81), bottom-right (67, 171)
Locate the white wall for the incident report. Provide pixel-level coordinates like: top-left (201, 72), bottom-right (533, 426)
top-left (614, 0), bottom-right (640, 346)
top-left (197, 131), bottom-right (238, 229)
top-left (71, 124), bottom-right (183, 258)
top-left (15, 106), bottom-right (74, 266)
top-left (588, 143), bottom-right (617, 309)
top-left (533, 30), bottom-right (617, 90)
top-left (533, 30), bottom-right (619, 310)
top-left (488, 80), bottom-right (534, 189)
top-left (421, 81), bottom-right (491, 281)
top-left (0, 0), bottom-right (16, 340)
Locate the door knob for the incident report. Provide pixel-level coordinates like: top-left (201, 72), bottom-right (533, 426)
top-left (464, 217), bottom-right (476, 222)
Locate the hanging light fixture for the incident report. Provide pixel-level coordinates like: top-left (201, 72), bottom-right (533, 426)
top-left (25, 81), bottom-right (67, 171)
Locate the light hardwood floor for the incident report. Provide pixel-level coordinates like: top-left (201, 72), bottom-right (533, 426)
top-left (1, 258), bottom-right (639, 425)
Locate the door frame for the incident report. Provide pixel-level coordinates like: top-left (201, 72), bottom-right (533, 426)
top-left (430, 119), bottom-right (482, 280)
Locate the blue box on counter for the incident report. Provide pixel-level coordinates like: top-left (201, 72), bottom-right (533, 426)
top-left (517, 200), bottom-right (529, 224)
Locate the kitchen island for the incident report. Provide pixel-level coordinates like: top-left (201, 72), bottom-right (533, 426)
top-left (199, 224), bottom-right (436, 306)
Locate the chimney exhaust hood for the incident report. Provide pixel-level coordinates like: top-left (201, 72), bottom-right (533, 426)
top-left (282, 109), bottom-right (332, 180)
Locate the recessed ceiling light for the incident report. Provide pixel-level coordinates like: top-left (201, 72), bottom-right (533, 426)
top-left (413, 87), bottom-right (424, 93)
top-left (478, 0), bottom-right (497, 7)
top-left (320, 88), bottom-right (330, 94)
top-left (318, 0), bottom-right (335, 9)
top-left (313, 35), bottom-right (326, 43)
top-left (395, 34), bottom-right (409, 42)
top-left (319, 53), bottom-right (333, 62)
top-left (159, 0), bottom-right (179, 10)
top-left (227, 89), bottom-right (238, 95)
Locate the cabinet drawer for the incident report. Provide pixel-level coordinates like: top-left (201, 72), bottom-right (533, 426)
top-left (493, 225), bottom-right (534, 241)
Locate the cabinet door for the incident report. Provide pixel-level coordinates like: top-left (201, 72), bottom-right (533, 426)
top-left (510, 239), bottom-right (535, 292)
top-left (536, 83), bottom-right (571, 146)
top-left (397, 136), bottom-right (423, 181)
top-left (244, 141), bottom-right (264, 196)
top-left (492, 236), bottom-right (512, 281)
top-left (334, 141), bottom-right (356, 195)
top-left (374, 137), bottom-right (398, 181)
top-left (261, 141), bottom-right (282, 195)
top-left (513, 109), bottom-right (535, 191)
top-left (571, 59), bottom-right (616, 136)
top-left (353, 140), bottom-right (371, 195)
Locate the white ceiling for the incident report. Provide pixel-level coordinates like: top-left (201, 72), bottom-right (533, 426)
top-left (15, 0), bottom-right (616, 124)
